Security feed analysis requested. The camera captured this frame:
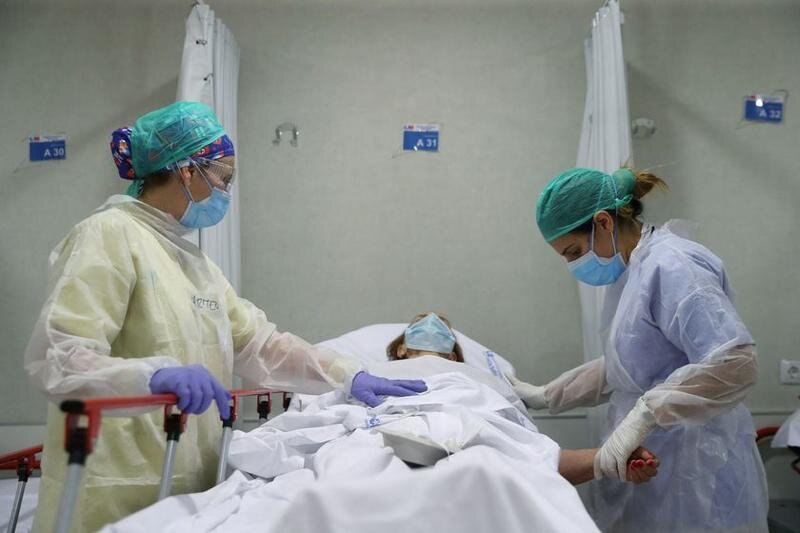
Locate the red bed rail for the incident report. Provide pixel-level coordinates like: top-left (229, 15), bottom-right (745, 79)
top-left (59, 388), bottom-right (290, 454)
top-left (2, 389), bottom-right (292, 533)
top-left (51, 388), bottom-right (291, 533)
top-left (755, 426), bottom-right (781, 442)
top-left (0, 444), bottom-right (42, 475)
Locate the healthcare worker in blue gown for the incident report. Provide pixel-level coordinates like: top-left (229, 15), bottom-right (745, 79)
top-left (24, 101), bottom-right (426, 532)
top-left (510, 167), bottom-right (768, 532)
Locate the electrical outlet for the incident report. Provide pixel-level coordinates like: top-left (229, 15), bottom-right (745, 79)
top-left (779, 360), bottom-right (800, 384)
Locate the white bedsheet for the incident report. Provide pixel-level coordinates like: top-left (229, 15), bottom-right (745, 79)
top-left (772, 408), bottom-right (800, 448)
top-left (103, 358), bottom-right (598, 533)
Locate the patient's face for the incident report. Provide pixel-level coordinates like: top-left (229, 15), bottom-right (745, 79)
top-left (396, 343), bottom-right (459, 362)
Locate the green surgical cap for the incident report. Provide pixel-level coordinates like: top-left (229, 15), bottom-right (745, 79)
top-left (130, 101), bottom-right (225, 178)
top-left (536, 167), bottom-right (636, 242)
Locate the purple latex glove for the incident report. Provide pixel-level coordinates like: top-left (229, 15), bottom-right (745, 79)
top-left (350, 371), bottom-right (428, 408)
top-left (149, 364), bottom-right (232, 419)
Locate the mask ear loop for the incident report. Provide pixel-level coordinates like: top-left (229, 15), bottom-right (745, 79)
top-left (591, 176), bottom-right (621, 257)
top-left (173, 159), bottom-right (196, 203)
top-left (608, 175), bottom-right (620, 255)
top-left (610, 223), bottom-right (619, 255)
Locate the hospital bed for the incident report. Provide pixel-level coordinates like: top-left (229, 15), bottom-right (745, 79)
top-left (0, 324), bottom-right (531, 532)
top-left (0, 324), bottom-right (657, 532)
top-left (1, 389), bottom-right (292, 533)
top-left (756, 400), bottom-right (800, 533)
top-left (4, 325), bottom-right (796, 532)
top-left (4, 326), bottom-right (796, 532)
top-left (0, 445), bottom-right (41, 533)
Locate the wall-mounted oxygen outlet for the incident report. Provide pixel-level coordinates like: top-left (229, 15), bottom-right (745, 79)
top-left (779, 360), bottom-right (800, 384)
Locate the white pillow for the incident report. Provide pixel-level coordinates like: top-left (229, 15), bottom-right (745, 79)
top-left (317, 323), bottom-right (516, 378)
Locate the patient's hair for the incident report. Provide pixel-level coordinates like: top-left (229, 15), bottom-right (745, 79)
top-left (386, 312), bottom-right (464, 363)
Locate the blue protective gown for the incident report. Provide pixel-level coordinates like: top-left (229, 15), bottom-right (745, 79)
top-left (592, 223), bottom-right (768, 533)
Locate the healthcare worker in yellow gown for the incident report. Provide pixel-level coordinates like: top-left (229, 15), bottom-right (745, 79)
top-left (24, 101), bottom-right (426, 532)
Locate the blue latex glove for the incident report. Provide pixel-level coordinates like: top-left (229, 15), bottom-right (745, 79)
top-left (350, 371), bottom-right (428, 408)
top-left (149, 364), bottom-right (232, 419)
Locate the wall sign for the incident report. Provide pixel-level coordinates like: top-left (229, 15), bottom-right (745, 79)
top-left (743, 94), bottom-right (784, 123)
top-left (29, 135), bottom-right (66, 161)
top-left (403, 123), bottom-right (440, 152)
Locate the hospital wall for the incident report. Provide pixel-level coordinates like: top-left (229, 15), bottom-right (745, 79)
top-left (1, 0), bottom-right (798, 497)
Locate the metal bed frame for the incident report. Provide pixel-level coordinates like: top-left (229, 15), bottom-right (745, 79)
top-left (1, 389), bottom-right (291, 533)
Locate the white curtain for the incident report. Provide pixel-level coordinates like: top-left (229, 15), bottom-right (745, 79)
top-left (177, 1), bottom-right (242, 292)
top-left (575, 0), bottom-right (632, 447)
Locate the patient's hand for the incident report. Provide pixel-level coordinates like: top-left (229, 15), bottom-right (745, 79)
top-left (625, 446), bottom-right (659, 484)
top-left (559, 446), bottom-right (659, 486)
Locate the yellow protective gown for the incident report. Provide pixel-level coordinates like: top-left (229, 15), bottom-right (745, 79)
top-left (24, 196), bottom-right (361, 532)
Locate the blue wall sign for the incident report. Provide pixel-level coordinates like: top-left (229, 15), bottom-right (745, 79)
top-left (29, 135), bottom-right (66, 161)
top-left (403, 123), bottom-right (440, 152)
top-left (743, 94), bottom-right (784, 123)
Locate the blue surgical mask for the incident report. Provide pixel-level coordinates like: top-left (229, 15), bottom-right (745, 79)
top-left (179, 169), bottom-right (231, 229)
top-left (404, 314), bottom-right (457, 354)
top-left (568, 224), bottom-right (627, 286)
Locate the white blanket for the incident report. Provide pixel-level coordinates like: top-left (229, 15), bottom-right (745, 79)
top-left (103, 358), bottom-right (598, 533)
top-left (772, 408), bottom-right (800, 448)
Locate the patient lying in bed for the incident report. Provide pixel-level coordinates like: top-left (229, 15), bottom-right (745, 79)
top-left (103, 315), bottom-right (655, 533)
top-left (384, 312), bottom-right (659, 486)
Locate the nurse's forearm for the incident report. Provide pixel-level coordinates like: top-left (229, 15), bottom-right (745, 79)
top-left (642, 344), bottom-right (757, 426)
top-left (546, 357), bottom-right (611, 414)
top-left (25, 331), bottom-right (179, 401)
top-left (236, 329), bottom-right (363, 395)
